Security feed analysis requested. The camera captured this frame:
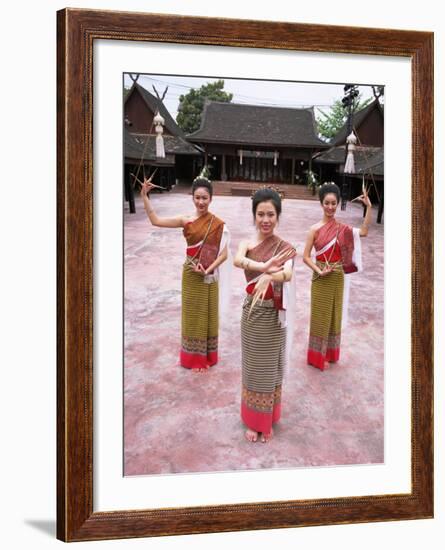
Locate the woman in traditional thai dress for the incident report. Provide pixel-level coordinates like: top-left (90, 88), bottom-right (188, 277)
top-left (234, 188), bottom-right (296, 443)
top-left (140, 176), bottom-right (229, 372)
top-left (303, 182), bottom-right (372, 371)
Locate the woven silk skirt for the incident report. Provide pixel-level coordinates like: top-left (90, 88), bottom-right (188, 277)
top-left (241, 295), bottom-right (286, 434)
top-left (307, 265), bottom-right (344, 370)
top-left (180, 264), bottom-right (219, 369)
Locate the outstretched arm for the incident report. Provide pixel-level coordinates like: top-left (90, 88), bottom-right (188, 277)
top-left (352, 185), bottom-right (372, 237)
top-left (141, 181), bottom-right (186, 228)
top-left (358, 194), bottom-right (372, 237)
top-left (234, 240), bottom-right (263, 271)
top-left (234, 241), bottom-right (295, 273)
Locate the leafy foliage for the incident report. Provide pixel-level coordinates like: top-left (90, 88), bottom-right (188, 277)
top-left (123, 86), bottom-right (131, 100)
top-left (305, 169), bottom-right (319, 191)
top-left (176, 80), bottom-right (233, 134)
top-left (316, 95), bottom-right (373, 141)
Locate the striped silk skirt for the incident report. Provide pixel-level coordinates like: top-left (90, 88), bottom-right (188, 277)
top-left (180, 264), bottom-right (219, 369)
top-left (241, 295), bottom-right (286, 434)
top-left (307, 263), bottom-right (344, 370)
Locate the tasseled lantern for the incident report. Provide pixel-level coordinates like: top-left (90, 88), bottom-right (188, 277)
top-left (344, 131), bottom-right (357, 174)
top-left (154, 111), bottom-right (165, 158)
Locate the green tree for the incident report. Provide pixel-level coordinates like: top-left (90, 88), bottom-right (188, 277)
top-left (123, 86), bottom-right (131, 100)
top-left (176, 80), bottom-right (233, 134)
top-left (316, 95), bottom-right (373, 141)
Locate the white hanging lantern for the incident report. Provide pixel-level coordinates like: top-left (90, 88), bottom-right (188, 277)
top-left (154, 111), bottom-right (165, 158)
top-left (239, 149), bottom-right (243, 166)
top-left (344, 131), bottom-right (357, 174)
top-left (273, 150), bottom-right (278, 166)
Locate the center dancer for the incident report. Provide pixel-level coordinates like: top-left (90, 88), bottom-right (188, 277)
top-left (234, 188), bottom-right (296, 443)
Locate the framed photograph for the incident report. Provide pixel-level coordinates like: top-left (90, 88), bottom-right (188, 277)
top-left (121, 73), bottom-right (385, 479)
top-left (57, 8), bottom-right (433, 542)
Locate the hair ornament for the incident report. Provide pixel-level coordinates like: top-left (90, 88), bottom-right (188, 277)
top-left (250, 184), bottom-right (284, 200)
top-left (193, 167), bottom-right (212, 185)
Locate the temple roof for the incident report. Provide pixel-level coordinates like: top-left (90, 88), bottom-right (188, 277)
top-left (313, 145), bottom-right (383, 176)
top-left (124, 129), bottom-right (200, 166)
top-left (187, 101), bottom-right (328, 148)
top-left (354, 147), bottom-right (384, 176)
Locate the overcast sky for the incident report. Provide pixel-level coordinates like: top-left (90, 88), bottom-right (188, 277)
top-left (124, 73), bottom-right (379, 121)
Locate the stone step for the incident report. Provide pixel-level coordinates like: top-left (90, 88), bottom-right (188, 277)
top-left (171, 181), bottom-right (318, 200)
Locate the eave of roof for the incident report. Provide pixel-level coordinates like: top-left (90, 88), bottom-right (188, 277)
top-left (124, 130), bottom-right (200, 163)
top-left (314, 145), bottom-right (382, 165)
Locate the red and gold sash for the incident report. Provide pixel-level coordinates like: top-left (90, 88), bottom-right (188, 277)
top-left (245, 235), bottom-right (294, 309)
top-left (183, 212), bottom-right (224, 270)
top-left (314, 219), bottom-right (356, 274)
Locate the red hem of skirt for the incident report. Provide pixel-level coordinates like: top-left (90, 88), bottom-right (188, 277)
top-left (326, 347), bottom-right (340, 362)
top-left (241, 401), bottom-right (281, 434)
top-left (180, 350), bottom-right (218, 369)
top-left (307, 348), bottom-right (340, 370)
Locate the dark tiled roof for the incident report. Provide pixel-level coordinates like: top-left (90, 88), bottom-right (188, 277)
top-left (124, 129), bottom-right (199, 165)
top-left (313, 146), bottom-right (348, 164)
top-left (331, 99), bottom-right (383, 146)
top-left (129, 132), bottom-right (199, 156)
top-left (314, 145), bottom-right (381, 165)
top-left (127, 83), bottom-right (187, 139)
top-left (355, 148), bottom-right (384, 176)
top-left (187, 101), bottom-right (328, 148)
top-left (314, 145), bottom-right (383, 176)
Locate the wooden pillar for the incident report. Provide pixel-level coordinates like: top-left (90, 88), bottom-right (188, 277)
top-left (291, 156), bottom-right (296, 185)
top-left (315, 164), bottom-right (322, 195)
top-left (125, 165), bottom-right (136, 214)
top-left (377, 185), bottom-right (384, 224)
top-left (308, 150), bottom-right (313, 186)
top-left (221, 154), bottom-right (227, 181)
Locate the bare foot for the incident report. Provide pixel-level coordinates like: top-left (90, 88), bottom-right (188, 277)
top-left (261, 429), bottom-right (273, 443)
top-left (323, 361), bottom-right (329, 370)
top-left (192, 367), bottom-right (209, 373)
top-left (245, 429), bottom-right (258, 442)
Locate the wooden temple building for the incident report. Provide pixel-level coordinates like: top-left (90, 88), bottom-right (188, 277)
top-left (123, 82), bottom-right (383, 221)
top-left (187, 101), bottom-right (329, 185)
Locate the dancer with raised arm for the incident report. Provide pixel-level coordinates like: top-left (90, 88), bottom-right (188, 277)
top-left (303, 182), bottom-right (372, 371)
top-left (140, 175), bottom-right (229, 372)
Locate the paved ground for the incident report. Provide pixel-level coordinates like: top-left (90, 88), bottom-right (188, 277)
top-left (124, 193), bottom-right (384, 476)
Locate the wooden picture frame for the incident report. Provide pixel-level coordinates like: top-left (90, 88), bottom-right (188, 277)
top-left (57, 8), bottom-right (433, 542)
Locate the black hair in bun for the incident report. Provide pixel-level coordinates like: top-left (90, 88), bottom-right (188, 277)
top-left (318, 182), bottom-right (340, 204)
top-left (252, 188), bottom-right (282, 219)
top-left (191, 176), bottom-right (213, 197)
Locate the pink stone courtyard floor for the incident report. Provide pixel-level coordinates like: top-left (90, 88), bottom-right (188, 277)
top-left (124, 193), bottom-right (384, 476)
